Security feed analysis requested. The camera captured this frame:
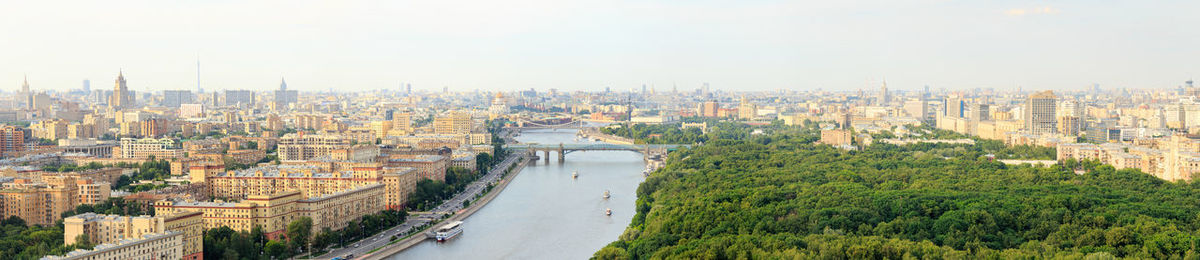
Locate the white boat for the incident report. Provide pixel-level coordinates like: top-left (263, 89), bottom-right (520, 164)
top-left (603, 190), bottom-right (610, 199)
top-left (434, 221), bottom-right (464, 242)
top-left (605, 208), bottom-right (612, 216)
top-left (572, 171), bottom-right (579, 179)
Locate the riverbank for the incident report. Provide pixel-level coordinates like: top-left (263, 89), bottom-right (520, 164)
top-left (579, 127), bottom-right (634, 144)
top-left (363, 154), bottom-right (530, 260)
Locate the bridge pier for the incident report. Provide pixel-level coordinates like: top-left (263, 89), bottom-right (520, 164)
top-left (542, 150), bottom-right (551, 164)
top-left (558, 143), bottom-right (565, 163)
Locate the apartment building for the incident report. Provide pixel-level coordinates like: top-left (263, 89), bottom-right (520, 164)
top-left (194, 164), bottom-right (416, 209)
top-left (0, 125), bottom-right (26, 158)
top-left (61, 211), bottom-right (203, 260)
top-left (278, 133), bottom-right (352, 161)
top-left (0, 176), bottom-right (82, 226)
top-left (433, 111), bottom-right (472, 135)
top-left (44, 231), bottom-right (183, 260)
top-left (116, 138), bottom-right (182, 159)
top-left (386, 154), bottom-right (448, 181)
top-left (154, 184), bottom-right (385, 238)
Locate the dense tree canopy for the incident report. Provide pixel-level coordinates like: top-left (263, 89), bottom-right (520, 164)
top-left (596, 125), bottom-right (1200, 259)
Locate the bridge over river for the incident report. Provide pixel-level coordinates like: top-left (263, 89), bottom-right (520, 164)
top-left (505, 143), bottom-right (690, 163)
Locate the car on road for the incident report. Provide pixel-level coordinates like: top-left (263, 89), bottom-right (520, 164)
top-left (354, 243), bottom-right (360, 248)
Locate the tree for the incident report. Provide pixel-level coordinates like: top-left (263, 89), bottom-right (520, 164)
top-left (287, 217), bottom-right (313, 253)
top-left (73, 234), bottom-right (92, 250)
top-left (264, 240), bottom-right (287, 259)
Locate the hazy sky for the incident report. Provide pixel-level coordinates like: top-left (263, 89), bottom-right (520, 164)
top-left (2, 0), bottom-right (1197, 92)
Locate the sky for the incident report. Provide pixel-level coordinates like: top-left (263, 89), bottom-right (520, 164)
top-left (1, 0), bottom-right (1197, 92)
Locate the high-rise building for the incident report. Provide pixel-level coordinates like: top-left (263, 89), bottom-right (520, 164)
top-left (1024, 91), bottom-right (1058, 135)
top-left (82, 79), bottom-right (90, 92)
top-left (943, 98), bottom-right (965, 118)
top-left (223, 90), bottom-right (255, 107)
top-left (878, 80), bottom-right (890, 104)
top-left (967, 103), bottom-right (990, 121)
top-left (161, 90), bottom-right (194, 108)
top-left (698, 100), bottom-right (719, 117)
top-left (737, 96), bottom-right (757, 119)
top-left (110, 71), bottom-right (132, 109)
top-left (19, 75), bottom-right (32, 109)
top-left (273, 78), bottom-right (298, 110)
top-left (0, 125), bottom-right (25, 158)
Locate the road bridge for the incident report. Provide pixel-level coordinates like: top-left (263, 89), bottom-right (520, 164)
top-left (505, 143), bottom-right (689, 163)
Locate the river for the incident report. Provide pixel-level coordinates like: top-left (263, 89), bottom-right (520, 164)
top-left (387, 128), bottom-right (646, 259)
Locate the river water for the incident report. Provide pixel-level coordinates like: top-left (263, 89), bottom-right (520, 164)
top-left (387, 129), bottom-right (646, 259)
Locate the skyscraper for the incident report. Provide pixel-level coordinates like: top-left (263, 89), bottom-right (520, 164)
top-left (82, 79), bottom-right (90, 92)
top-left (273, 78), bottom-right (298, 110)
top-left (878, 80), bottom-right (890, 104)
top-left (1024, 91), bottom-right (1057, 134)
top-left (109, 71), bottom-right (132, 109)
top-left (19, 75), bottom-right (32, 109)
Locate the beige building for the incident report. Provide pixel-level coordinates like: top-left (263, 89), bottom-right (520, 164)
top-left (193, 164), bottom-right (416, 210)
top-left (819, 129), bottom-right (854, 147)
top-left (278, 133), bottom-right (352, 161)
top-left (45, 232), bottom-right (182, 260)
top-left (386, 155), bottom-right (449, 181)
top-left (1, 176), bottom-right (81, 226)
top-left (433, 111), bottom-right (472, 135)
top-left (32, 119), bottom-right (69, 140)
top-left (155, 184), bottom-right (385, 238)
top-left (117, 138), bottom-right (181, 159)
top-left (61, 211), bottom-right (203, 260)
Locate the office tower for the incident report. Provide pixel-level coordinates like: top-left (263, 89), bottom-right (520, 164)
top-left (943, 98), bottom-right (965, 118)
top-left (273, 78), bottom-right (298, 110)
top-left (406, 84), bottom-right (412, 95)
top-left (222, 90), bottom-right (255, 107)
top-left (82, 79), bottom-right (90, 92)
top-left (109, 71), bottom-right (132, 109)
top-left (1024, 91), bottom-right (1058, 134)
top-left (161, 90), bottom-right (194, 108)
top-left (967, 103), bottom-right (989, 121)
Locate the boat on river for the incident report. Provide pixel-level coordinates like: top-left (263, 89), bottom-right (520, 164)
top-left (572, 171), bottom-right (579, 179)
top-left (603, 190), bottom-right (610, 199)
top-left (605, 208), bottom-right (612, 216)
top-left (435, 221), bottom-right (464, 242)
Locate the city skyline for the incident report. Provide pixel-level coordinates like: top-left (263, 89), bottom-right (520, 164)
top-left (3, 0), bottom-right (1198, 92)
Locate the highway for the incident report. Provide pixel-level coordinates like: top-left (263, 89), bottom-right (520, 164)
top-left (313, 133), bottom-right (522, 260)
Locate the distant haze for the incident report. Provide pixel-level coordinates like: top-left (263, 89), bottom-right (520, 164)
top-left (1, 0), bottom-right (1197, 92)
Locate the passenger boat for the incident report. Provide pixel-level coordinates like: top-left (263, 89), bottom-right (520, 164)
top-left (605, 208), bottom-right (612, 216)
top-left (603, 190), bottom-right (610, 199)
top-left (572, 171), bottom-right (579, 179)
top-left (434, 221), bottom-right (464, 242)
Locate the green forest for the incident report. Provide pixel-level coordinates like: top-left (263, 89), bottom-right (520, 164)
top-left (595, 123), bottom-right (1200, 259)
